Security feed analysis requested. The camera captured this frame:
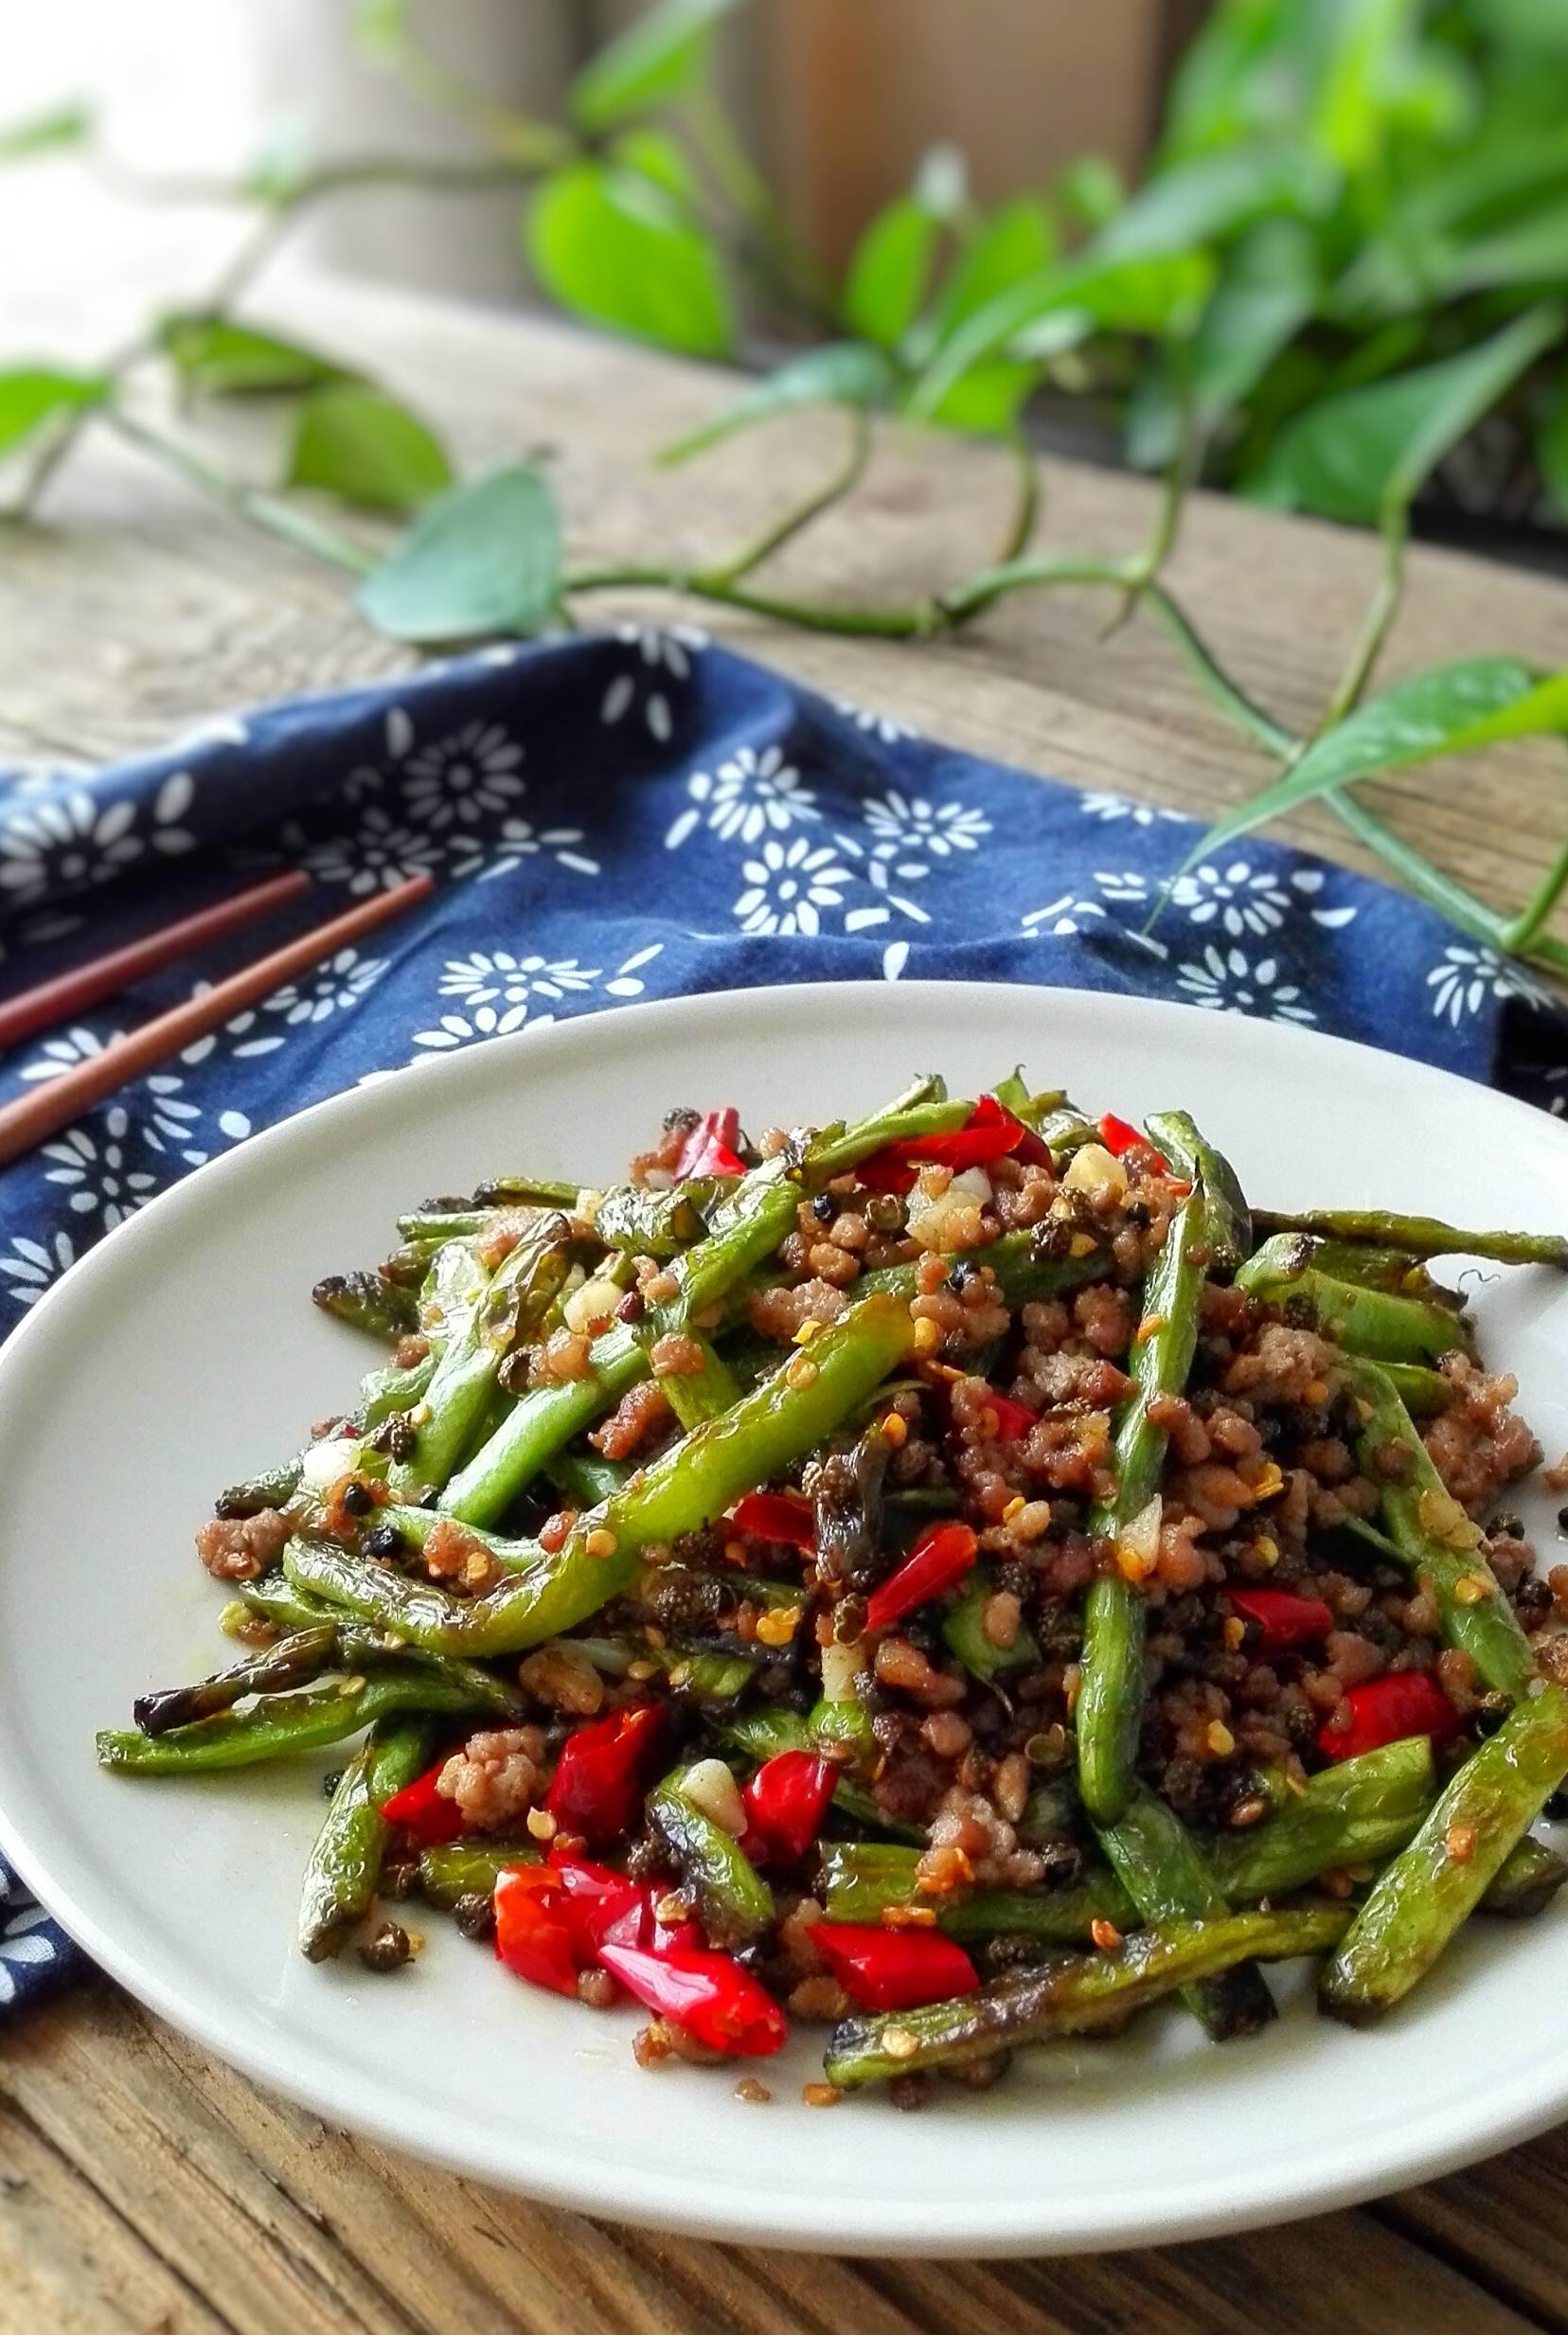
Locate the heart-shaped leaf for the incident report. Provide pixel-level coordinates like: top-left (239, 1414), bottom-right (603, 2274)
top-left (0, 368), bottom-right (107, 459)
top-left (358, 465), bottom-right (561, 644)
top-left (528, 161), bottom-right (733, 358)
top-left (928, 198), bottom-right (1058, 343)
top-left (1127, 217), bottom-right (1319, 469)
top-left (160, 315), bottom-right (349, 397)
top-left (1093, 142), bottom-right (1334, 266)
top-left (568, 0), bottom-right (741, 134)
top-left (662, 342), bottom-right (895, 463)
top-left (288, 383), bottom-right (453, 513)
top-left (842, 197), bottom-right (937, 348)
top-left (1248, 304), bottom-right (1564, 524)
top-left (1190, 657), bottom-right (1568, 859)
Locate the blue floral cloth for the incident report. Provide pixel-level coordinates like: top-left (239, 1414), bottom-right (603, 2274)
top-left (2, 625), bottom-right (1565, 2015)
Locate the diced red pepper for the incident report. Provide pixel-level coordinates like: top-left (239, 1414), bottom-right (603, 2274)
top-left (981, 1387), bottom-right (1036, 1443)
top-left (545, 1851), bottom-right (649, 1952)
top-left (864, 1521), bottom-right (979, 1633)
top-left (379, 1756), bottom-right (464, 1846)
top-left (741, 1751), bottom-right (836, 1867)
top-left (597, 1939), bottom-right (788, 2056)
top-left (545, 1702), bottom-right (667, 1846)
top-left (493, 1865), bottom-right (579, 1996)
top-left (1096, 1113), bottom-right (1144, 1157)
top-left (855, 1094), bottom-right (1029, 1195)
top-left (730, 1489), bottom-right (817, 1551)
top-left (1229, 1587), bottom-right (1335, 1659)
top-left (674, 1107), bottom-right (746, 1180)
top-left (810, 1922), bottom-right (979, 2011)
top-left (1317, 1671), bottom-right (1461, 1763)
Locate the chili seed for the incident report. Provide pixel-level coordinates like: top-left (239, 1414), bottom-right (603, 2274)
top-left (802, 2081), bottom-right (842, 2107)
top-left (1090, 1918), bottom-right (1122, 1951)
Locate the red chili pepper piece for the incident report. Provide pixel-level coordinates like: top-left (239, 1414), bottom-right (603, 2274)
top-left (545, 1851), bottom-right (650, 1952)
top-left (378, 1756), bottom-right (464, 1846)
top-left (741, 1751), bottom-right (836, 1866)
top-left (864, 1520), bottom-right (979, 1633)
top-left (674, 1106), bottom-right (746, 1180)
top-left (1096, 1113), bottom-right (1145, 1157)
top-left (493, 1865), bottom-right (579, 1996)
top-left (544, 1702), bottom-right (666, 1846)
top-left (982, 1387), bottom-right (1037, 1443)
top-left (810, 1922), bottom-right (979, 2011)
top-left (730, 1489), bottom-right (817, 1551)
top-left (1317, 1671), bottom-right (1461, 1763)
top-left (597, 1939), bottom-right (789, 2057)
top-left (854, 1094), bottom-right (1029, 1194)
top-left (1230, 1587), bottom-right (1335, 1658)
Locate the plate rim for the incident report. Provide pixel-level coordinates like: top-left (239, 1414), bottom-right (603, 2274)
top-left (4, 977), bottom-right (1568, 2255)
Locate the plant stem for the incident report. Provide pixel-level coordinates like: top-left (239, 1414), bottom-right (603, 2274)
top-left (107, 411), bottom-right (378, 577)
top-left (564, 563), bottom-right (936, 637)
top-left (1318, 512), bottom-right (1407, 737)
top-left (1501, 825), bottom-right (1568, 954)
top-left (994, 425), bottom-right (1042, 566)
top-left (701, 406), bottom-right (871, 588)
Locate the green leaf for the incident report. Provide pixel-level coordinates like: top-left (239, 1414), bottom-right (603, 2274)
top-left (1467, 0), bottom-right (1568, 48)
top-left (923, 361), bottom-right (1040, 436)
top-left (568, 0), bottom-right (740, 134)
top-left (661, 342), bottom-right (894, 463)
top-left (611, 126), bottom-right (696, 199)
top-left (0, 368), bottom-right (106, 460)
top-left (1057, 154), bottom-right (1125, 230)
top-left (929, 197), bottom-right (1057, 340)
top-left (0, 101), bottom-right (92, 161)
top-left (910, 251), bottom-right (1214, 419)
top-left (527, 161), bottom-right (733, 358)
top-left (842, 197), bottom-right (937, 348)
top-left (1309, 0), bottom-right (1415, 171)
top-left (1126, 217), bottom-right (1319, 469)
top-left (1538, 377), bottom-right (1568, 523)
top-left (1092, 142), bottom-right (1334, 267)
top-left (160, 315), bottom-right (348, 397)
top-left (1250, 304), bottom-right (1564, 525)
top-left (287, 383), bottom-right (453, 513)
top-left (358, 465), bottom-right (561, 644)
top-left (1191, 658), bottom-right (1568, 858)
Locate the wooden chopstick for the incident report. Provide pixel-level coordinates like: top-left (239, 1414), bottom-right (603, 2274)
top-left (0, 869), bottom-right (313, 1053)
top-left (0, 872), bottom-right (435, 1170)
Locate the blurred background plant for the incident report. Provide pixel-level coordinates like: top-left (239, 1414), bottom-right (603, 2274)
top-left (5, 0), bottom-right (1568, 968)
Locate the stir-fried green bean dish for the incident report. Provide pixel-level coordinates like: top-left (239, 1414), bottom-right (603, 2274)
top-left (98, 1076), bottom-right (1568, 2098)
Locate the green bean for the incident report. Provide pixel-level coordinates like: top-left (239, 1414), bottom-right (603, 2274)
top-left (419, 1836), bottom-right (539, 1907)
top-left (1250, 1207), bottom-right (1568, 1272)
top-left (291, 1290), bottom-right (917, 1655)
top-left (1144, 1110), bottom-right (1251, 1274)
top-left (1321, 1683), bottom-right (1568, 2023)
top-left (312, 1270), bottom-right (419, 1343)
top-left (809, 1695), bottom-right (877, 1762)
top-left (546, 1451), bottom-right (632, 1507)
top-left (1482, 1834), bottom-right (1568, 1918)
top-left (818, 1841), bottom-right (1134, 1942)
top-left (395, 1208), bottom-right (491, 1242)
top-left (1097, 1785), bottom-right (1276, 2040)
top-left (357, 1350), bottom-right (437, 1433)
top-left (468, 1175), bottom-right (585, 1210)
top-left (224, 1577), bottom-right (526, 1716)
top-left (1381, 1361), bottom-right (1454, 1417)
top-left (1209, 1738), bottom-right (1436, 1898)
top-left (1035, 1103), bottom-right (1096, 1158)
top-left (379, 1236), bottom-right (446, 1286)
top-left (825, 1906), bottom-right (1353, 2086)
top-left (214, 1458), bottom-right (303, 1518)
top-left (298, 1717), bottom-right (435, 1961)
top-left (442, 1079), bottom-right (964, 1526)
top-left (1078, 1193), bottom-right (1204, 1827)
top-left (1303, 1243), bottom-right (1462, 1307)
top-left (97, 1665), bottom-right (496, 1774)
top-left (650, 1329), bottom-right (741, 1431)
top-left (592, 1183), bottom-right (722, 1255)
top-left (1236, 1236), bottom-right (1470, 1364)
top-left (1345, 1361), bottom-right (1536, 1702)
top-left (714, 1707), bottom-right (921, 1841)
top-left (134, 1625), bottom-right (339, 1735)
top-left (941, 1568), bottom-right (1039, 1682)
top-left (649, 1769), bottom-right (775, 1947)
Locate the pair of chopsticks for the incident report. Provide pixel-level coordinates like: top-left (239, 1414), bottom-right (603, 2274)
top-left (0, 867), bottom-right (434, 1168)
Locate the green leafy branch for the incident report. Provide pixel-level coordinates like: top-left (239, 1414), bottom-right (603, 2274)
top-left (4, 0), bottom-right (1568, 971)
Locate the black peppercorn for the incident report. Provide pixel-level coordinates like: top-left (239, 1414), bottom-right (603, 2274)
top-left (811, 1194), bottom-right (836, 1223)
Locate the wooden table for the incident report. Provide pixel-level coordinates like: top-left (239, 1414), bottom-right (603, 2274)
top-left (5, 272), bottom-right (1568, 2335)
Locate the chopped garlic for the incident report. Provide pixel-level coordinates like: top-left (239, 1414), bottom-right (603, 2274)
top-left (680, 1756), bottom-right (747, 1838)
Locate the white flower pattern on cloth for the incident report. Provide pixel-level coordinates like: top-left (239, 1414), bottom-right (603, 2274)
top-left (0, 1899), bottom-right (60, 2006)
top-left (39, 1114), bottom-right (162, 1227)
top-left (1176, 944), bottom-right (1315, 1025)
top-left (833, 697), bottom-right (918, 746)
top-left (733, 837), bottom-right (852, 936)
top-left (0, 1227), bottom-right (78, 1309)
top-left (600, 625), bottom-right (707, 742)
top-left (833, 833), bottom-right (931, 929)
top-left (20, 1028), bottom-right (251, 1165)
top-left (398, 719), bottom-right (526, 830)
top-left (667, 745), bottom-right (819, 851)
top-left (415, 954), bottom-right (600, 1049)
top-left (861, 790), bottom-right (989, 859)
top-left (1428, 944), bottom-right (1549, 1028)
top-left (1170, 861), bottom-right (1359, 939)
top-left (301, 806), bottom-right (446, 894)
top-left (447, 818), bottom-right (599, 882)
top-left (1022, 893), bottom-right (1108, 937)
top-left (175, 949), bottom-right (388, 1065)
top-left (1078, 790), bottom-right (1187, 829)
top-left (0, 772), bottom-right (195, 905)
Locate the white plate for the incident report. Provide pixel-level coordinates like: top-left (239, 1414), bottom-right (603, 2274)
top-left (3, 981), bottom-right (1568, 2256)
